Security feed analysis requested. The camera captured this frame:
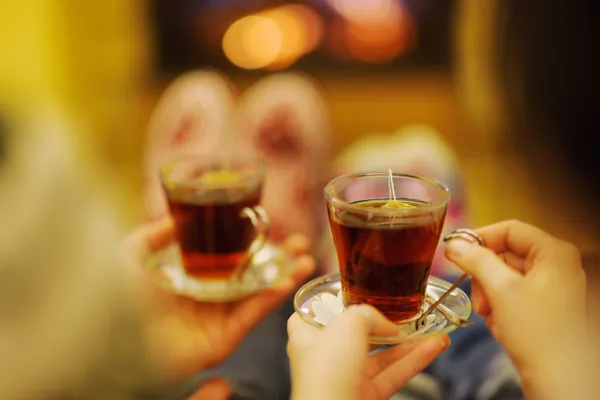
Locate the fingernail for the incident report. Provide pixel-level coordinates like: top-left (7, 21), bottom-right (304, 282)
top-left (349, 304), bottom-right (374, 326)
top-left (359, 305), bottom-right (374, 321)
top-left (446, 239), bottom-right (474, 258)
top-left (439, 336), bottom-right (450, 350)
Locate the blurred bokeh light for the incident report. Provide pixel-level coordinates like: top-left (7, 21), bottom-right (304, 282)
top-left (327, 0), bottom-right (399, 23)
top-left (223, 15), bottom-right (283, 70)
top-left (327, 0), bottom-right (416, 63)
top-left (222, 4), bottom-right (324, 71)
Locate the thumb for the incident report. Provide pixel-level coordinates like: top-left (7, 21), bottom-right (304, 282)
top-left (325, 304), bottom-right (399, 342)
top-left (309, 305), bottom-right (397, 398)
top-left (319, 305), bottom-right (398, 359)
top-left (187, 378), bottom-right (232, 400)
top-left (445, 239), bottom-right (521, 299)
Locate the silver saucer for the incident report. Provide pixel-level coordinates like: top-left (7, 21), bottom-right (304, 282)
top-left (144, 243), bottom-right (295, 302)
top-left (294, 273), bottom-right (472, 345)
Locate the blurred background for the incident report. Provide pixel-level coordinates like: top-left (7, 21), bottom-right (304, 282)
top-left (0, 0), bottom-right (596, 251)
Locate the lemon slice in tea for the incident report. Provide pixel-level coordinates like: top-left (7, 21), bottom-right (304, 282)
top-left (199, 170), bottom-right (242, 186)
top-left (381, 200), bottom-right (419, 209)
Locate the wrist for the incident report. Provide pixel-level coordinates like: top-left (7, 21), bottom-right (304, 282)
top-left (520, 369), bottom-right (593, 400)
top-left (517, 344), bottom-right (594, 400)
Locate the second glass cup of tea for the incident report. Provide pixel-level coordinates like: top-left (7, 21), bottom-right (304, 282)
top-left (325, 172), bottom-right (449, 324)
top-left (160, 154), bottom-right (268, 281)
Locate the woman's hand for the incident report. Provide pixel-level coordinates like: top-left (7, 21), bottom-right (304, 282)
top-left (122, 218), bottom-right (316, 379)
top-left (445, 220), bottom-right (592, 399)
top-left (287, 305), bottom-right (449, 400)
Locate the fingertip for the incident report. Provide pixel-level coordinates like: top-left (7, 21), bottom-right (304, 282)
top-left (473, 297), bottom-right (491, 317)
top-left (367, 306), bottom-right (399, 337)
top-left (287, 312), bottom-right (303, 332)
top-left (471, 285), bottom-right (482, 314)
top-left (283, 234), bottom-right (312, 256)
top-left (489, 323), bottom-right (501, 343)
top-left (472, 299), bottom-right (482, 316)
top-left (438, 334), bottom-right (450, 351)
top-left (346, 304), bottom-right (374, 325)
top-left (471, 279), bottom-right (492, 316)
top-left (418, 334), bottom-right (450, 356)
top-left (274, 255), bottom-right (315, 295)
top-left (292, 255), bottom-right (316, 279)
top-left (446, 239), bottom-right (521, 295)
top-left (146, 218), bottom-right (175, 251)
top-left (345, 304), bottom-right (397, 337)
top-left (445, 238), bottom-right (476, 262)
top-left (296, 254), bottom-right (316, 270)
top-left (274, 277), bottom-right (295, 294)
top-left (188, 378), bottom-right (232, 400)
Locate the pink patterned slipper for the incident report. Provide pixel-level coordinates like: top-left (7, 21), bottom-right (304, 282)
top-left (233, 73), bottom-right (332, 250)
top-left (142, 70), bottom-right (237, 220)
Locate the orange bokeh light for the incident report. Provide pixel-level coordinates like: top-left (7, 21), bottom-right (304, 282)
top-left (328, 0), bottom-right (399, 24)
top-left (283, 4), bottom-right (324, 52)
top-left (222, 15), bottom-right (283, 70)
top-left (222, 5), bottom-right (323, 71)
top-left (344, 18), bottom-right (416, 63)
top-left (328, 0), bottom-right (416, 64)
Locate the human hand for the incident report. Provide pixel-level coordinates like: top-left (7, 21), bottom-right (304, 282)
top-left (186, 378), bottom-right (232, 400)
top-left (444, 220), bottom-right (592, 399)
top-left (122, 217), bottom-right (316, 380)
top-left (287, 305), bottom-right (449, 400)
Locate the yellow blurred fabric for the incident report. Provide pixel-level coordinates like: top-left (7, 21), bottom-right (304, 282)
top-left (0, 2), bottom-right (155, 396)
top-left (1, 0), bottom-right (151, 227)
top-left (0, 106), bottom-right (158, 398)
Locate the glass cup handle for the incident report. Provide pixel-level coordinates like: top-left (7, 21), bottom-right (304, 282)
top-left (232, 205), bottom-right (270, 280)
top-left (417, 228), bottom-right (486, 324)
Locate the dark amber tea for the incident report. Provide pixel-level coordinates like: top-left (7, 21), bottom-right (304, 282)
top-left (164, 170), bottom-right (262, 280)
top-left (329, 198), bottom-right (445, 323)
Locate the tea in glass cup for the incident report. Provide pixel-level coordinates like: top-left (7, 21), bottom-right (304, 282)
top-left (325, 172), bottom-right (449, 323)
top-left (160, 156), bottom-right (268, 280)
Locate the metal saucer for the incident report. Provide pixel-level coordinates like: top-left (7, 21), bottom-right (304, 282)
top-left (144, 243), bottom-right (295, 302)
top-left (294, 273), bottom-right (472, 345)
